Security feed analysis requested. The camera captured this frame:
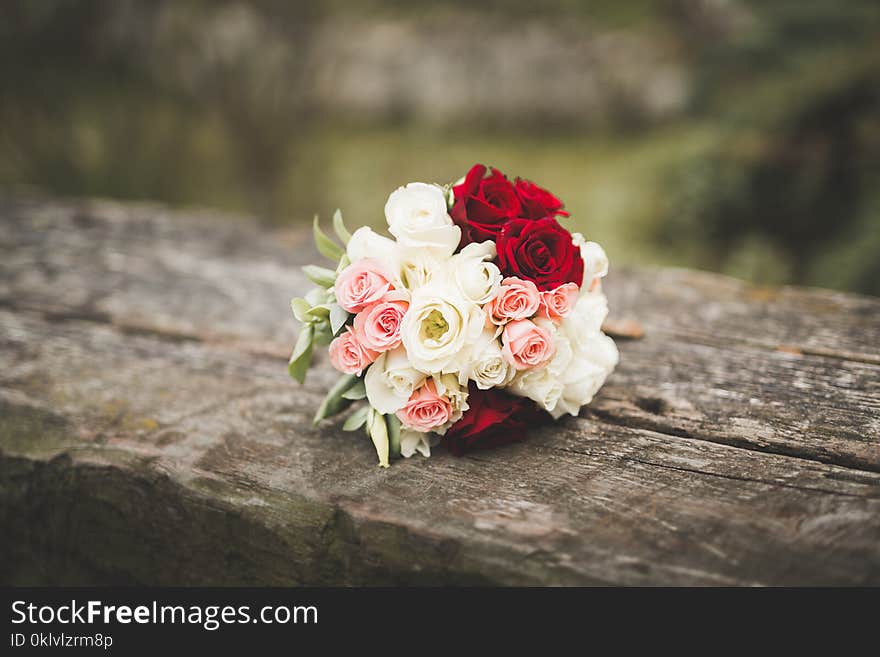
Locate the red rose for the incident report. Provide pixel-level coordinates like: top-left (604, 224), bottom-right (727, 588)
top-left (496, 217), bottom-right (584, 291)
top-left (451, 164), bottom-right (521, 245)
top-left (443, 383), bottom-right (548, 456)
top-left (514, 177), bottom-right (569, 220)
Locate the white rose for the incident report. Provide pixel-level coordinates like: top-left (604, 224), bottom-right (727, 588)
top-left (400, 429), bottom-right (439, 458)
top-left (572, 233), bottom-right (608, 291)
top-left (566, 290), bottom-right (609, 334)
top-left (550, 329), bottom-right (618, 419)
top-left (347, 226), bottom-right (399, 266)
top-left (450, 241), bottom-right (502, 304)
top-left (545, 306), bottom-right (618, 418)
top-left (395, 248), bottom-right (445, 292)
top-left (433, 374), bottom-right (469, 413)
top-left (581, 241), bottom-right (609, 281)
top-left (401, 283), bottom-right (484, 374)
top-left (546, 327), bottom-right (573, 378)
top-left (385, 182), bottom-right (461, 255)
top-left (364, 347), bottom-right (426, 414)
top-left (459, 328), bottom-right (514, 390)
top-left (509, 365), bottom-right (564, 412)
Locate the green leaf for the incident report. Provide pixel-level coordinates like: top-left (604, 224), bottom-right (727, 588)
top-left (342, 405), bottom-right (369, 431)
top-left (329, 303), bottom-right (349, 336)
top-left (313, 215), bottom-right (344, 262)
top-left (336, 253), bottom-right (351, 274)
top-left (312, 322), bottom-right (333, 346)
top-left (303, 304), bottom-right (331, 322)
top-left (446, 178), bottom-right (463, 208)
top-left (302, 265), bottom-right (336, 288)
top-left (287, 324), bottom-right (314, 383)
top-left (304, 287), bottom-right (325, 307)
top-left (313, 373), bottom-right (359, 425)
top-left (386, 414), bottom-right (401, 459)
top-left (341, 379), bottom-right (366, 400)
top-left (290, 297), bottom-right (311, 323)
top-left (332, 209), bottom-right (352, 245)
top-left (367, 408), bottom-right (390, 468)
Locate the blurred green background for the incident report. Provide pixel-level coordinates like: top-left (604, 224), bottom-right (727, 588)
top-left (2, 0), bottom-right (879, 294)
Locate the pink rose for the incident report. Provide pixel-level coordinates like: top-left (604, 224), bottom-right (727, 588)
top-left (395, 380), bottom-right (453, 432)
top-left (538, 282), bottom-right (579, 321)
top-left (487, 276), bottom-right (541, 325)
top-left (501, 319), bottom-right (554, 370)
top-left (353, 292), bottom-right (409, 352)
top-left (335, 258), bottom-right (393, 313)
top-left (328, 327), bottom-right (378, 375)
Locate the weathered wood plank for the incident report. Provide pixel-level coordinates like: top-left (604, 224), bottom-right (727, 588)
top-left (590, 338), bottom-right (880, 472)
top-left (2, 195), bottom-right (878, 471)
top-left (1, 194), bottom-right (879, 585)
top-left (2, 309), bottom-right (879, 585)
top-left (607, 267), bottom-right (880, 365)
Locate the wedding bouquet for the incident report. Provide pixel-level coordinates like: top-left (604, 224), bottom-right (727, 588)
top-left (289, 164), bottom-right (618, 466)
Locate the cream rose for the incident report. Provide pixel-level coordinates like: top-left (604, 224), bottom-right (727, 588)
top-left (571, 233), bottom-right (608, 293)
top-left (364, 347), bottom-right (426, 414)
top-left (566, 291), bottom-right (609, 335)
top-left (458, 328), bottom-right (514, 390)
top-left (394, 248), bottom-right (444, 292)
top-left (449, 241), bottom-right (502, 304)
top-left (509, 365), bottom-right (564, 412)
top-left (346, 226), bottom-right (399, 265)
top-left (400, 283), bottom-right (483, 374)
top-left (385, 182), bottom-right (461, 255)
top-left (550, 328), bottom-right (618, 418)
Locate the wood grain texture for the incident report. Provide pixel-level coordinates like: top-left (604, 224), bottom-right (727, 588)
top-left (1, 194), bottom-right (879, 585)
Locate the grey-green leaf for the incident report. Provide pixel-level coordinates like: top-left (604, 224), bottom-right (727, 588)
top-left (329, 303), bottom-right (349, 335)
top-left (287, 324), bottom-right (314, 383)
top-left (304, 286), bottom-right (325, 307)
top-left (302, 264), bottom-right (336, 288)
top-left (368, 409), bottom-right (390, 468)
top-left (386, 413), bottom-right (401, 459)
top-left (341, 379), bottom-right (366, 400)
top-left (313, 215), bottom-right (344, 262)
top-left (312, 322), bottom-right (333, 346)
top-left (303, 303), bottom-right (331, 322)
top-left (332, 209), bottom-right (352, 245)
top-left (313, 373), bottom-right (360, 425)
top-left (342, 405), bottom-right (369, 431)
top-left (336, 253), bottom-right (351, 274)
top-left (290, 297), bottom-right (311, 323)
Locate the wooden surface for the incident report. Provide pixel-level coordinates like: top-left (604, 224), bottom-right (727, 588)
top-left (1, 194), bottom-right (879, 586)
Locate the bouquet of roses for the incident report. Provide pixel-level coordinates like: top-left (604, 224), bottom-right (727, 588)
top-left (289, 164), bottom-right (618, 466)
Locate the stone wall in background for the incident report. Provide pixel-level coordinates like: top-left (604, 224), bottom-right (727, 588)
top-left (117, 2), bottom-right (697, 127)
top-left (306, 18), bottom-right (687, 125)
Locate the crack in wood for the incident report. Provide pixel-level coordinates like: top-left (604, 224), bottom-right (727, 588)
top-left (554, 444), bottom-right (880, 500)
top-left (585, 406), bottom-right (880, 475)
